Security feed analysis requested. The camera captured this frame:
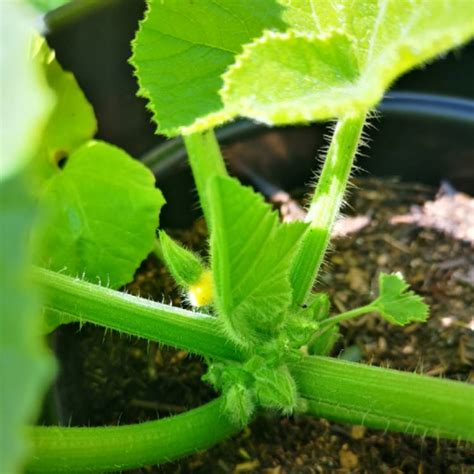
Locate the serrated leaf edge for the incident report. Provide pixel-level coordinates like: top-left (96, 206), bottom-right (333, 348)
top-left (220, 29), bottom-right (368, 125)
top-left (220, 24), bottom-right (474, 126)
top-left (374, 272), bottom-right (429, 325)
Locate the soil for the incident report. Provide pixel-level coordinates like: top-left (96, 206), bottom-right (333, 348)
top-left (52, 177), bottom-right (474, 473)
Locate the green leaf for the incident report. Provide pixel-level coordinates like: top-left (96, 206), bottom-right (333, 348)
top-left (209, 176), bottom-right (307, 346)
top-left (130, 0), bottom-right (286, 136)
top-left (223, 384), bottom-right (255, 427)
top-left (222, 0), bottom-right (474, 125)
top-left (253, 364), bottom-right (298, 414)
top-left (1, 8), bottom-right (52, 181)
top-left (284, 315), bottom-right (319, 348)
top-left (1, 5), bottom-right (56, 472)
top-left (0, 177), bottom-right (56, 474)
top-left (302, 292), bottom-right (330, 322)
top-left (35, 140), bottom-right (165, 288)
top-left (372, 272), bottom-right (429, 325)
top-left (34, 39), bottom-right (96, 178)
top-left (284, 293), bottom-right (329, 347)
top-left (160, 231), bottom-right (206, 288)
top-left (308, 325), bottom-right (340, 356)
top-left (223, 30), bottom-right (360, 124)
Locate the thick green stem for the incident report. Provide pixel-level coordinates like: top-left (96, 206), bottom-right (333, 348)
top-left (34, 267), bottom-right (244, 362)
top-left (291, 356), bottom-right (474, 441)
top-left (36, 268), bottom-right (474, 441)
top-left (290, 115), bottom-right (366, 306)
top-left (183, 130), bottom-right (228, 225)
top-left (27, 397), bottom-right (239, 472)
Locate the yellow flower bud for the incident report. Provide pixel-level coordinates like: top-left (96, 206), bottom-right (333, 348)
top-left (188, 270), bottom-right (213, 307)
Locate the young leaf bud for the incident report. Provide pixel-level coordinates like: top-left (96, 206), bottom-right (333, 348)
top-left (159, 231), bottom-right (205, 287)
top-left (305, 292), bottom-right (330, 322)
top-left (160, 231), bottom-right (213, 306)
top-left (307, 324), bottom-right (340, 356)
top-left (254, 364), bottom-right (298, 415)
top-left (285, 316), bottom-right (319, 348)
top-left (224, 384), bottom-right (255, 427)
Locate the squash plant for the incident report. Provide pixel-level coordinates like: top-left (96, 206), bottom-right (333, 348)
top-left (1, 0), bottom-right (474, 472)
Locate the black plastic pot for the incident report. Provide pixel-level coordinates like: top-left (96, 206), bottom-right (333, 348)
top-left (45, 0), bottom-right (474, 161)
top-left (143, 92), bottom-right (474, 228)
top-left (48, 93), bottom-right (473, 427)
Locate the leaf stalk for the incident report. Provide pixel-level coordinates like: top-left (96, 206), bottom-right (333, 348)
top-left (290, 114), bottom-right (366, 306)
top-left (318, 304), bottom-right (375, 329)
top-left (183, 130), bottom-right (228, 225)
top-left (36, 267), bottom-right (474, 443)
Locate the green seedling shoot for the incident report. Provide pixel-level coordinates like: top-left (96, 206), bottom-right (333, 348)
top-left (1, 0), bottom-right (474, 472)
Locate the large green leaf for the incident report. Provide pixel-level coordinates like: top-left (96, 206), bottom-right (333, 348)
top-left (130, 0), bottom-right (286, 136)
top-left (223, 31), bottom-right (360, 124)
top-left (209, 176), bottom-right (307, 347)
top-left (30, 42), bottom-right (163, 290)
top-left (222, 0), bottom-right (474, 124)
top-left (35, 140), bottom-right (165, 288)
top-left (0, 4), bottom-right (56, 473)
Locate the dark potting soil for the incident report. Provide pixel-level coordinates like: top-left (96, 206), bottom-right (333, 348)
top-left (52, 178), bottom-right (474, 473)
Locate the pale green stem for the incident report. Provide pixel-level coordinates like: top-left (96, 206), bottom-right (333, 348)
top-left (183, 130), bottom-right (228, 225)
top-left (35, 268), bottom-right (474, 442)
top-left (27, 397), bottom-right (239, 472)
top-left (318, 304), bottom-right (375, 329)
top-left (33, 266), bottom-right (244, 362)
top-left (292, 356), bottom-right (474, 442)
top-left (290, 115), bottom-right (366, 307)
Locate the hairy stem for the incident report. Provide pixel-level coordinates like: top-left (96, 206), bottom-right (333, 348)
top-left (184, 130), bottom-right (228, 226)
top-left (27, 397), bottom-right (239, 472)
top-left (290, 114), bottom-right (366, 306)
top-left (34, 267), bottom-right (244, 362)
top-left (292, 356), bottom-right (474, 441)
top-left (318, 304), bottom-right (375, 329)
top-left (36, 268), bottom-right (474, 441)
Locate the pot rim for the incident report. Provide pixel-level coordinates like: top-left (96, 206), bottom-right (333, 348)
top-left (142, 92), bottom-right (474, 179)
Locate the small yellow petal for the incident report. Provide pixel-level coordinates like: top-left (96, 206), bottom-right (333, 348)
top-left (188, 270), bottom-right (213, 307)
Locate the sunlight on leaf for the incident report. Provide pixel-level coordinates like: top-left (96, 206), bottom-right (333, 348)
top-left (132, 0), bottom-right (474, 133)
top-left (222, 30), bottom-right (360, 125)
top-left (0, 8), bottom-right (52, 181)
top-left (130, 0), bottom-right (286, 136)
top-left (223, 0), bottom-right (474, 124)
